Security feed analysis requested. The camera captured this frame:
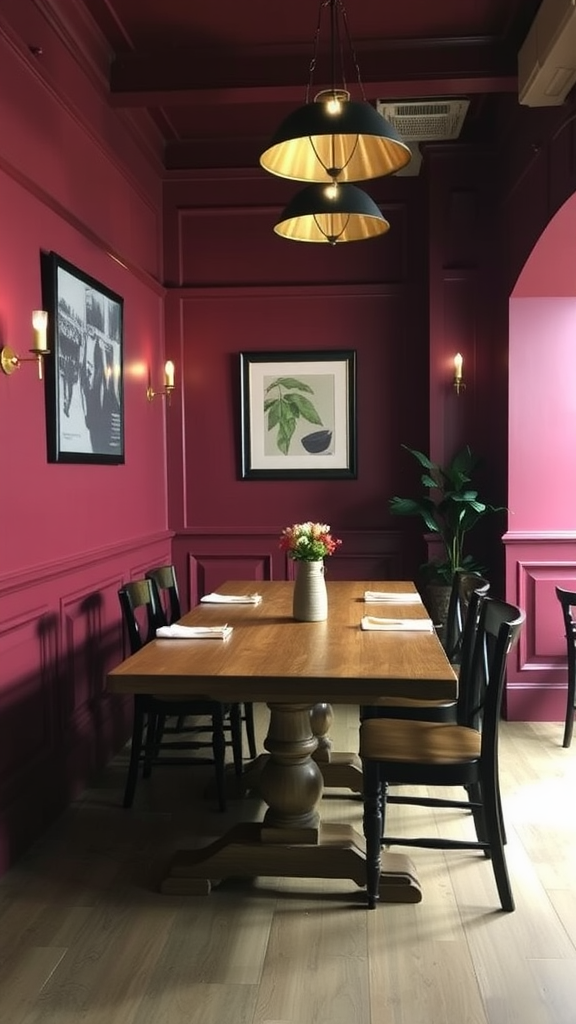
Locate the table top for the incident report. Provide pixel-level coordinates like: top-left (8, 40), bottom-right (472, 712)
top-left (107, 580), bottom-right (457, 704)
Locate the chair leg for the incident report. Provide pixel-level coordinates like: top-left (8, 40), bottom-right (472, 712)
top-left (243, 702), bottom-right (257, 760)
top-left (466, 780), bottom-right (489, 847)
top-left (212, 705), bottom-right (227, 812)
top-left (482, 770), bottom-right (515, 911)
top-left (362, 761), bottom-right (383, 909)
top-left (563, 679), bottom-right (575, 748)
top-left (143, 711), bottom-right (160, 778)
top-left (230, 703), bottom-right (244, 775)
top-left (123, 696), bottom-right (145, 809)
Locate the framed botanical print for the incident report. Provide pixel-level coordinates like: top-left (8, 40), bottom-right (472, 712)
top-left (240, 350), bottom-right (357, 479)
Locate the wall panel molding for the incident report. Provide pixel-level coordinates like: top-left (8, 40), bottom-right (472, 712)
top-left (503, 530), bottom-right (576, 721)
top-left (0, 533), bottom-right (173, 878)
top-left (173, 530), bottom-right (406, 611)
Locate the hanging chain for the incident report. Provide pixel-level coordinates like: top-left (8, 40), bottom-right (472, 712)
top-left (340, 2), bottom-right (366, 100)
top-left (305, 0), bottom-right (364, 104)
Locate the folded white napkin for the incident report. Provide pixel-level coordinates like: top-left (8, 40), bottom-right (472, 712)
top-left (364, 590), bottom-right (421, 603)
top-left (361, 616), bottom-right (434, 632)
top-left (200, 593), bottom-right (262, 605)
top-left (156, 624), bottom-right (233, 640)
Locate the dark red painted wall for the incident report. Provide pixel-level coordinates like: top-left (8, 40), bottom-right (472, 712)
top-left (1, 2), bottom-right (576, 879)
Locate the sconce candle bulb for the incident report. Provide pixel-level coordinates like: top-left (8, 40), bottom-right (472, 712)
top-left (453, 352), bottom-right (465, 395)
top-left (164, 360), bottom-right (175, 389)
top-left (1, 309), bottom-right (50, 380)
top-left (32, 310), bottom-right (48, 352)
top-left (147, 360), bottom-right (176, 404)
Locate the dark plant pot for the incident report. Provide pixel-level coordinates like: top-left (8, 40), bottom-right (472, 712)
top-left (422, 582), bottom-right (452, 642)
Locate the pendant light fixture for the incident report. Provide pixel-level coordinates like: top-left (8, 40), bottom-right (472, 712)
top-left (274, 181), bottom-right (389, 244)
top-left (260, 0), bottom-right (411, 184)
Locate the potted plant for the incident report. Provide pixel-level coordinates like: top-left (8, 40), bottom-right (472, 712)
top-left (389, 445), bottom-right (504, 625)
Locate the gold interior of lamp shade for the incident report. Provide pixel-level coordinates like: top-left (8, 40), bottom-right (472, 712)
top-left (274, 182), bottom-right (390, 244)
top-left (261, 91), bottom-right (412, 183)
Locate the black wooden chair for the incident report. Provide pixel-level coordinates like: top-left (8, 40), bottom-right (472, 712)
top-left (145, 564), bottom-right (258, 759)
top-left (554, 587), bottom-right (576, 748)
top-left (359, 596), bottom-right (525, 911)
top-left (360, 573), bottom-right (490, 725)
top-left (117, 578), bottom-right (243, 810)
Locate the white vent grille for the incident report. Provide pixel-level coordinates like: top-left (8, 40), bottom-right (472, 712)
top-left (376, 99), bottom-right (470, 141)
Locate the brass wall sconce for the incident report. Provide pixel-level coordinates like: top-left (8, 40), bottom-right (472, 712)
top-left (453, 353), bottom-right (465, 395)
top-left (147, 360), bottom-right (175, 404)
top-left (1, 310), bottom-right (50, 380)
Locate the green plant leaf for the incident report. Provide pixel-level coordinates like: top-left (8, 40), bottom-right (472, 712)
top-left (390, 444), bottom-right (504, 580)
top-left (401, 445), bottom-right (436, 472)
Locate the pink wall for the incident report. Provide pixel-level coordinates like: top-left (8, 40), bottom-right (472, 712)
top-left (504, 192), bottom-right (576, 721)
top-left (509, 296), bottom-right (576, 531)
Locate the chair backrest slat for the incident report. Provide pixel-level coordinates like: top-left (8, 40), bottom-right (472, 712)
top-left (145, 565), bottom-right (181, 626)
top-left (555, 587), bottom-right (576, 675)
top-left (464, 597), bottom-right (525, 756)
top-left (118, 578), bottom-right (163, 654)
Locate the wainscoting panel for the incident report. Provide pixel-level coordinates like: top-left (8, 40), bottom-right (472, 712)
top-left (0, 606), bottom-right (55, 782)
top-left (188, 553), bottom-right (274, 607)
top-left (504, 531), bottom-right (576, 722)
top-left (0, 533), bottom-right (172, 878)
top-left (174, 530), bottom-right (406, 611)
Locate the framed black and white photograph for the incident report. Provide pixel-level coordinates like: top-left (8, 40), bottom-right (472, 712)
top-left (240, 350), bottom-right (356, 480)
top-left (42, 251), bottom-right (124, 464)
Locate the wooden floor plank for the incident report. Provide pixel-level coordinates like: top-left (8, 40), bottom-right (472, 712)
top-left (0, 708), bottom-right (574, 1024)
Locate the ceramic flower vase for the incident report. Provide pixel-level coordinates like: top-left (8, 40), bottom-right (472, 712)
top-left (292, 560), bottom-right (328, 622)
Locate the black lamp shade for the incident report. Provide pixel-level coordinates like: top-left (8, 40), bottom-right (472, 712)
top-left (274, 182), bottom-right (390, 244)
top-left (260, 97), bottom-right (411, 183)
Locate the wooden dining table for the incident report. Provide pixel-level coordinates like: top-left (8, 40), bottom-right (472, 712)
top-left (107, 580), bottom-right (457, 901)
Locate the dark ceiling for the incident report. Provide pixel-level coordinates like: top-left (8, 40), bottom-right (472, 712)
top-left (81, 0), bottom-right (543, 170)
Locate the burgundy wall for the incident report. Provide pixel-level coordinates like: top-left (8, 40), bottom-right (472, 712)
top-left (161, 156), bottom-right (508, 607)
top-left (2, 2), bottom-right (576, 878)
top-left (0, 4), bottom-right (170, 873)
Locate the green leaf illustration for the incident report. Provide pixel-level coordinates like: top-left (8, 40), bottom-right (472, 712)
top-left (266, 376), bottom-right (315, 394)
top-left (284, 392), bottom-right (323, 424)
top-left (264, 375), bottom-right (323, 455)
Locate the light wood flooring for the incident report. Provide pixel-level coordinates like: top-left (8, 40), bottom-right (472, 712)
top-left (1, 706), bottom-right (575, 1024)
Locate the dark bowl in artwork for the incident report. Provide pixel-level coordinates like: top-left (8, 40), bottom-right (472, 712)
top-left (301, 429), bottom-right (333, 454)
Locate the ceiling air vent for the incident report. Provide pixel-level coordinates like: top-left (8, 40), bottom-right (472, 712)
top-left (376, 99), bottom-right (470, 141)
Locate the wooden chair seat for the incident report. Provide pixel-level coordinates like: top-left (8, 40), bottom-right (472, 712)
top-left (360, 718), bottom-right (481, 766)
top-left (362, 695), bottom-right (456, 718)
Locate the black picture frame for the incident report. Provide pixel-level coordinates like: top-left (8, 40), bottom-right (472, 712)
top-left (41, 251), bottom-right (124, 464)
top-left (240, 350), bottom-right (357, 480)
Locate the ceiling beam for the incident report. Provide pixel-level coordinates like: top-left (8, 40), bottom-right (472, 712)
top-left (109, 38), bottom-right (518, 107)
